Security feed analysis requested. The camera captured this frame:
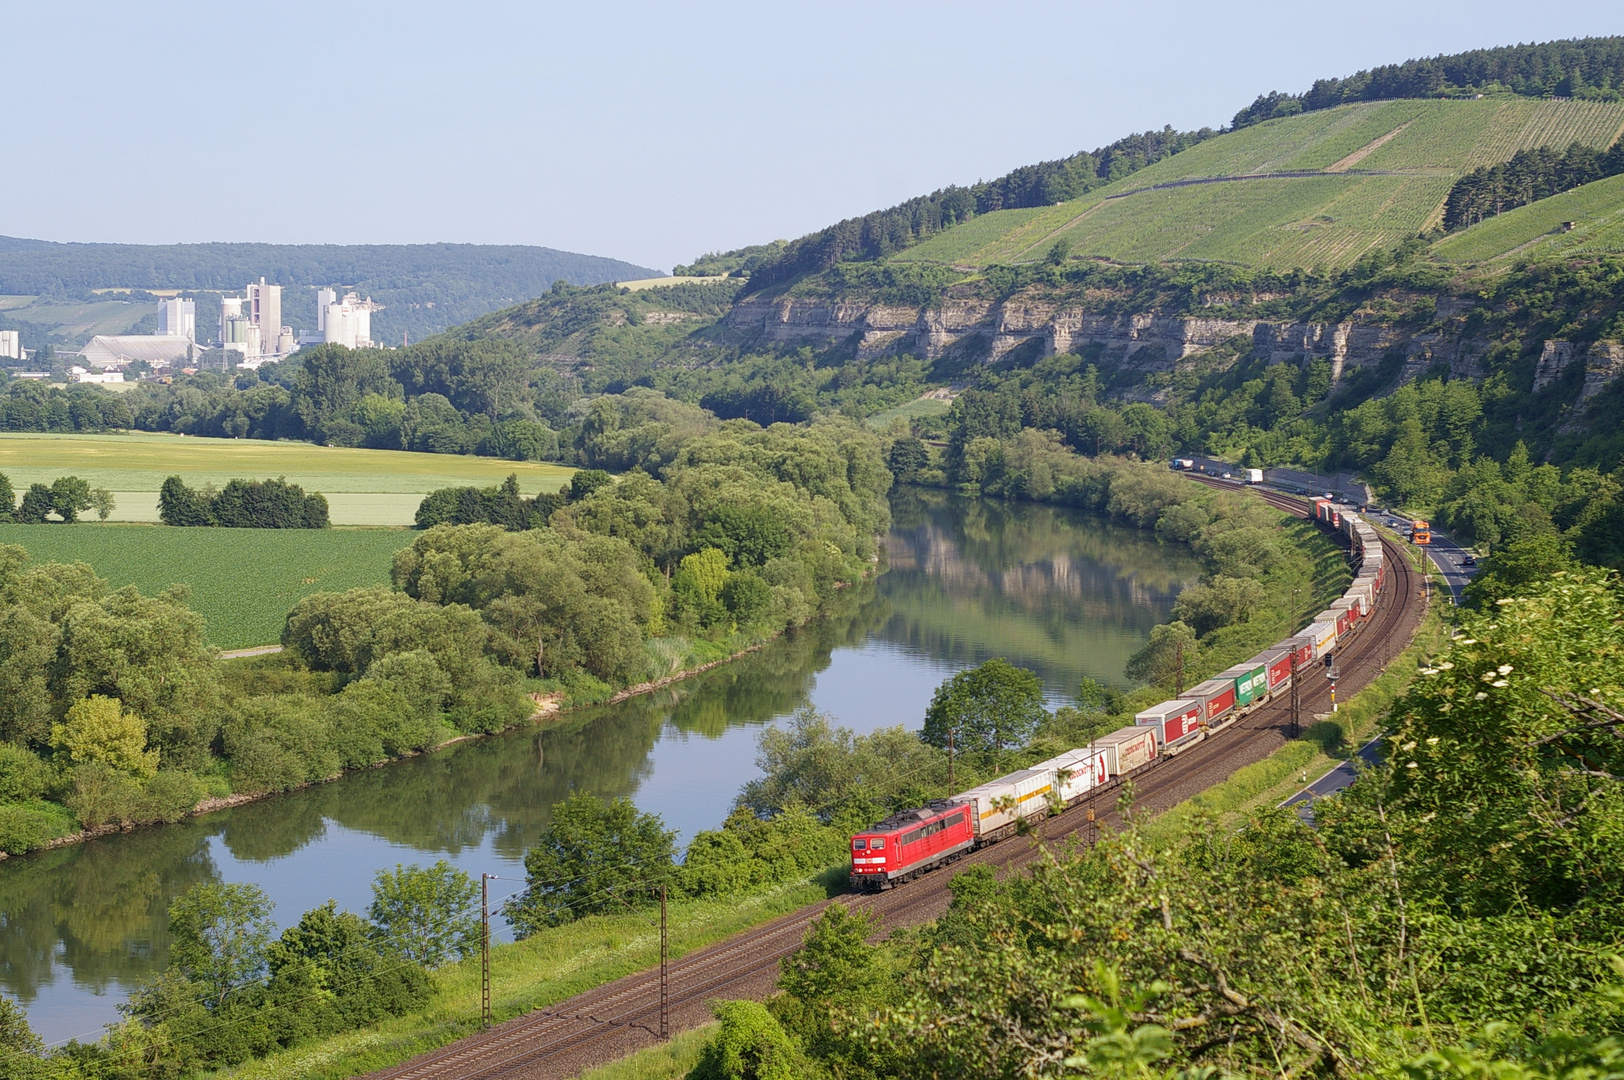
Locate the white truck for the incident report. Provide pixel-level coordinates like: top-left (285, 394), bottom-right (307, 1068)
top-left (1245, 468), bottom-right (1264, 484)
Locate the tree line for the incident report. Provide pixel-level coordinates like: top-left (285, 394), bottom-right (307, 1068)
top-left (158, 476), bottom-right (329, 528)
top-left (1442, 138), bottom-right (1624, 228)
top-left (1231, 35), bottom-right (1624, 128)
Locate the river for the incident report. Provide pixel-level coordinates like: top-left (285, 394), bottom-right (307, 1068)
top-left (0, 489), bottom-right (1200, 1045)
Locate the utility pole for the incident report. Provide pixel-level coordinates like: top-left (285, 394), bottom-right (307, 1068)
top-left (1289, 648), bottom-right (1301, 738)
top-left (947, 726), bottom-right (954, 790)
top-left (659, 883), bottom-right (669, 1041)
top-left (1174, 638), bottom-right (1185, 697)
top-left (481, 873), bottom-right (492, 1029)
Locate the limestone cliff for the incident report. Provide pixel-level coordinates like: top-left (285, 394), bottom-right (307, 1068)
top-left (724, 293), bottom-right (1493, 392)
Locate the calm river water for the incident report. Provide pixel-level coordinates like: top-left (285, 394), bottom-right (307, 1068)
top-left (0, 490), bottom-right (1200, 1044)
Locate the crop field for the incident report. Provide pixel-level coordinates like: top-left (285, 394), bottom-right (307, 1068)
top-left (1010, 174), bottom-right (1452, 271)
top-left (0, 433), bottom-right (573, 525)
top-left (1432, 173), bottom-right (1624, 263)
top-left (0, 523), bottom-right (406, 648)
top-left (889, 205), bottom-right (1053, 265)
top-left (890, 98), bottom-right (1624, 273)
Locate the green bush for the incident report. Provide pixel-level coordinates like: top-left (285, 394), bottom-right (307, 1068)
top-left (220, 696), bottom-right (339, 793)
top-left (0, 799), bottom-right (75, 853)
top-left (0, 744), bottom-right (52, 803)
top-left (686, 1000), bottom-right (802, 1080)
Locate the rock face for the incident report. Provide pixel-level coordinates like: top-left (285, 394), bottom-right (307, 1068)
top-left (1534, 340), bottom-right (1624, 408)
top-left (724, 295), bottom-right (1491, 390)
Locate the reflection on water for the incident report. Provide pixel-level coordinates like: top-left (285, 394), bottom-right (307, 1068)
top-left (0, 489), bottom-right (1199, 1043)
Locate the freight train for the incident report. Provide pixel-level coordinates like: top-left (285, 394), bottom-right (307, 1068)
top-left (849, 499), bottom-right (1386, 890)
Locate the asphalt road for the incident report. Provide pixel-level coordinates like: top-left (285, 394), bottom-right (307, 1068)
top-left (1372, 510), bottom-right (1478, 603)
top-left (1280, 734), bottom-right (1384, 822)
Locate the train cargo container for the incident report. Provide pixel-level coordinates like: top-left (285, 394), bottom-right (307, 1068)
top-left (1033, 747), bottom-right (1109, 804)
top-left (956, 768), bottom-right (1052, 842)
top-left (1305, 620), bottom-right (1338, 657)
top-left (1218, 661), bottom-right (1269, 708)
top-left (1257, 647), bottom-right (1296, 691)
top-left (1187, 678), bottom-right (1239, 726)
top-left (1093, 726), bottom-right (1159, 778)
top-left (1329, 600), bottom-right (1359, 634)
top-left (1314, 499), bottom-right (1333, 524)
top-left (1135, 699), bottom-right (1203, 750)
top-left (850, 800), bottom-right (976, 889)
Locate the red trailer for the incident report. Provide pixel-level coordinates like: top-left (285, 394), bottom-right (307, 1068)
top-left (849, 801), bottom-right (975, 890)
top-left (1187, 678), bottom-right (1239, 726)
top-left (1134, 699), bottom-right (1203, 750)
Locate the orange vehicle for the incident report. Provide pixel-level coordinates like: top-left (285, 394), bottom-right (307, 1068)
top-left (1410, 519), bottom-right (1432, 545)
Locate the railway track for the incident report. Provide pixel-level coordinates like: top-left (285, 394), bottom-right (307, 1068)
top-left (365, 487), bottom-right (1427, 1080)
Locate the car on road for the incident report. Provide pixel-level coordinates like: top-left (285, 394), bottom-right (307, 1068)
top-left (1462, 554), bottom-right (1477, 567)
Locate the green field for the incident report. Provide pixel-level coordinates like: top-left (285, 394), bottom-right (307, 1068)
top-left (0, 433), bottom-right (574, 526)
top-left (893, 98), bottom-right (1624, 272)
top-left (0, 523), bottom-right (407, 648)
top-left (1431, 172), bottom-right (1624, 263)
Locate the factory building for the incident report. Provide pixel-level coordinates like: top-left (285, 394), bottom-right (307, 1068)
top-left (78, 335), bottom-right (194, 368)
top-left (322, 291), bottom-right (381, 350)
top-left (218, 279), bottom-right (297, 366)
top-left (158, 298), bottom-right (196, 341)
top-left (0, 330), bottom-right (20, 360)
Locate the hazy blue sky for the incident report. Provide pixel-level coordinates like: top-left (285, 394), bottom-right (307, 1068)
top-left (3, 1), bottom-right (1619, 271)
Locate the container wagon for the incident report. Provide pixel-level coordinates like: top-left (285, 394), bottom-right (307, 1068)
top-left (1186, 678), bottom-right (1239, 729)
top-left (1093, 725), bottom-right (1159, 778)
top-left (1134, 699), bottom-right (1204, 753)
top-left (1032, 747), bottom-right (1110, 806)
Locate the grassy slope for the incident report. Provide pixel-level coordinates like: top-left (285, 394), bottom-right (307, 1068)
top-left (893, 98), bottom-right (1624, 272)
top-left (1431, 171), bottom-right (1624, 262)
top-left (0, 523), bottom-right (406, 648)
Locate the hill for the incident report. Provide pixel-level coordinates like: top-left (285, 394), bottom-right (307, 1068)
top-left (889, 97), bottom-right (1624, 272)
top-left (0, 238), bottom-right (661, 349)
top-left (1431, 171), bottom-right (1624, 262)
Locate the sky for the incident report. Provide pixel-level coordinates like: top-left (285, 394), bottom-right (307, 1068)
top-left (2, 1), bottom-right (1619, 273)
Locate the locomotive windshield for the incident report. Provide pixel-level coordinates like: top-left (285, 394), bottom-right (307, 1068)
top-left (870, 838), bottom-right (884, 849)
top-left (852, 839), bottom-right (866, 850)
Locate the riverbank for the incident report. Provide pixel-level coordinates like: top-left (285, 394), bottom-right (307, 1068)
top-left (0, 627), bottom-right (800, 863)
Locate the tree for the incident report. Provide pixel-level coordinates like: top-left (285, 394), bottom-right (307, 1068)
top-left (159, 475), bottom-right (213, 526)
top-left (887, 435), bottom-right (930, 480)
top-left (687, 1000), bottom-right (802, 1080)
top-left (51, 694), bottom-right (159, 776)
top-left (14, 484), bottom-right (53, 524)
top-left (167, 882), bottom-right (276, 1008)
top-left (367, 860), bottom-right (481, 967)
top-left (1124, 621), bottom-right (1199, 694)
top-left (1462, 533), bottom-right (1578, 608)
top-left (90, 487), bottom-right (115, 521)
top-left (49, 476), bottom-right (92, 523)
top-left (504, 792), bottom-right (675, 935)
top-left (920, 658), bottom-right (1048, 755)
top-left (0, 473), bottom-right (13, 523)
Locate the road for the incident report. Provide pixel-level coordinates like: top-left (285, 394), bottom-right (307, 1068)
top-left (361, 487), bottom-right (1429, 1080)
top-left (1369, 510), bottom-right (1478, 603)
top-left (1279, 735), bottom-right (1384, 822)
